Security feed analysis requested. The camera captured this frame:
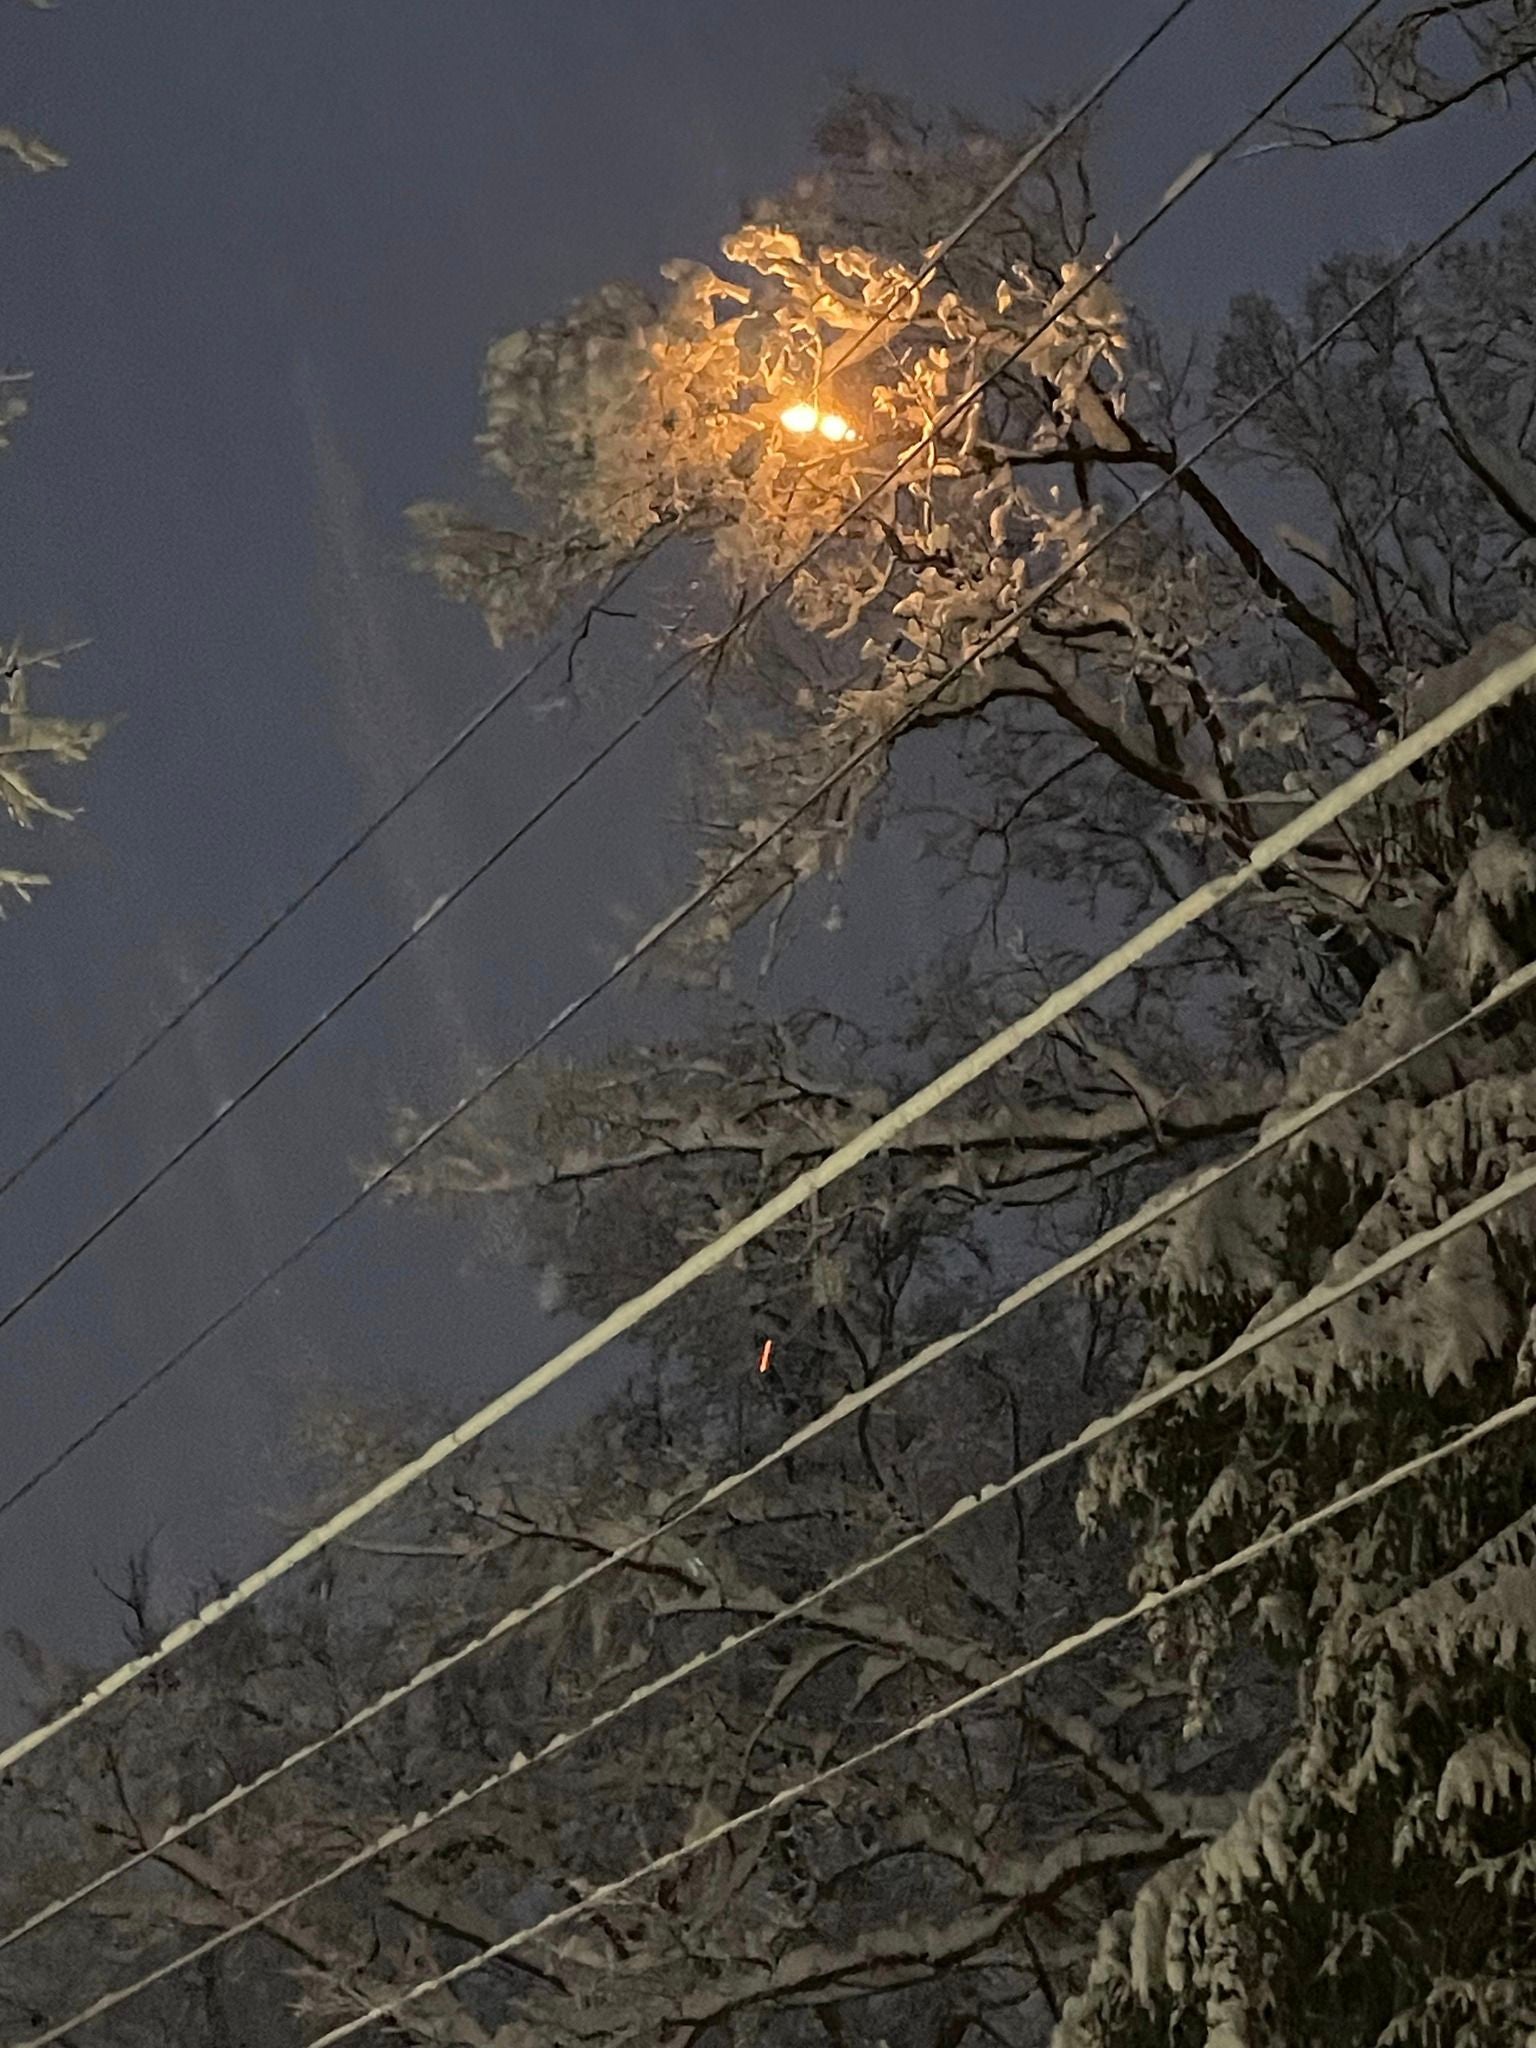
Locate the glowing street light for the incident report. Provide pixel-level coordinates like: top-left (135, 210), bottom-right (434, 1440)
top-left (778, 400), bottom-right (857, 443)
top-left (779, 401), bottom-right (819, 434)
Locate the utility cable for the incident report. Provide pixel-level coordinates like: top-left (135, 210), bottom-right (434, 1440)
top-left (300, 1384), bottom-right (1536, 2048)
top-left (21, 1157), bottom-right (1536, 2045)
top-left (0, 126), bottom-right (1527, 1779)
top-left (6, 942), bottom-right (1530, 1960)
top-left (0, 0), bottom-right (1376, 1474)
top-left (0, 0), bottom-right (1205, 1325)
top-left (0, 611), bottom-right (582, 1206)
top-left (815, 0), bottom-right (1204, 378)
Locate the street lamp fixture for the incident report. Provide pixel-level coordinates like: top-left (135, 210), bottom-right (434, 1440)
top-left (779, 402), bottom-right (819, 434)
top-left (778, 401), bottom-right (856, 443)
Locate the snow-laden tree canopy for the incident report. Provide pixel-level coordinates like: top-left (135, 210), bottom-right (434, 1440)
top-left (413, 91), bottom-right (1536, 979)
top-left (16, 63), bottom-right (1536, 2048)
top-left (1311, 0), bottom-right (1536, 143)
top-left (1059, 772), bottom-right (1536, 2044)
top-left (374, 83), bottom-right (1536, 2040)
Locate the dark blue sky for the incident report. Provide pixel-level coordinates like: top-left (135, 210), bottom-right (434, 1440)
top-left (1, 1), bottom-right (1528, 1725)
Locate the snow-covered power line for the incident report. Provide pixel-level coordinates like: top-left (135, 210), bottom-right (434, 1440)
top-left (8, 942), bottom-right (1533, 1966)
top-left (22, 1182), bottom-right (1536, 2047)
top-left (0, 0), bottom-right (1207, 1346)
top-left (296, 1386), bottom-right (1536, 2048)
top-left (3, 12), bottom-right (1487, 1554)
top-left (0, 136), bottom-right (1530, 1783)
top-left (2, 631), bottom-right (1528, 1782)
top-left (0, 4), bottom-right (1381, 1526)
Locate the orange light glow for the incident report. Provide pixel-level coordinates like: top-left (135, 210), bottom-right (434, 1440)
top-left (779, 402), bottom-right (819, 434)
top-left (817, 412), bottom-right (854, 443)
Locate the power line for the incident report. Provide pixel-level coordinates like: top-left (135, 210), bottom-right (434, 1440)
top-left (4, 629), bottom-right (1525, 1777)
top-left (0, 0), bottom-right (1204, 1335)
top-left (8, 948), bottom-right (1532, 1971)
top-left (301, 1387), bottom-right (1536, 2048)
top-left (0, 612), bottom-right (572, 1204)
top-left (1, 131), bottom-right (1529, 1779)
top-left (24, 1172), bottom-right (1536, 2047)
top-left (820, 0), bottom-right (1205, 375)
top-left (0, 0), bottom-right (1422, 1547)
top-left (0, 581), bottom-right (660, 1352)
top-left (0, 0), bottom-right (1371, 1473)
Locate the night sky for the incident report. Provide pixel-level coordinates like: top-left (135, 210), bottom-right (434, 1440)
top-left (1, 1), bottom-right (1528, 1732)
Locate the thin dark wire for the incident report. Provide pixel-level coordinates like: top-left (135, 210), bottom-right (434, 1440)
top-left (0, 2), bottom-right (1392, 1519)
top-left (0, 0), bottom-right (1200, 1254)
top-left (0, 592), bottom-right (660, 1352)
top-left (0, 614), bottom-right (571, 1206)
top-left (816, 0), bottom-right (1204, 379)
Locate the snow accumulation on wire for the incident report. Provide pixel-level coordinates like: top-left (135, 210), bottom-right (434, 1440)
top-left (8, 933), bottom-right (1534, 1964)
top-left (17, 920), bottom-right (1536, 2041)
top-left (1, 635), bottom-right (1532, 1802)
top-left (290, 1388), bottom-right (1536, 2045)
top-left (0, 0), bottom-right (1203, 1353)
top-left (0, 0), bottom-right (1385, 1561)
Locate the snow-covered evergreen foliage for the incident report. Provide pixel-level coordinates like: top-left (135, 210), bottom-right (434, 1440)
top-left (1061, 726), bottom-right (1536, 2044)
